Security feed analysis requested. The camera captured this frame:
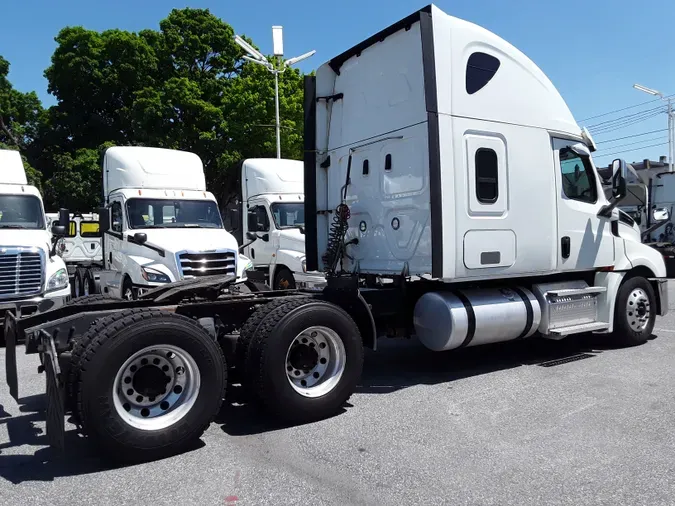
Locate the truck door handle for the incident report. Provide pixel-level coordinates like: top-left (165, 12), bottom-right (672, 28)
top-left (561, 236), bottom-right (571, 259)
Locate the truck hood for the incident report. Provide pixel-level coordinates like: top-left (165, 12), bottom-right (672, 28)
top-left (137, 228), bottom-right (239, 255)
top-left (278, 228), bottom-right (306, 254)
top-left (1, 229), bottom-right (51, 253)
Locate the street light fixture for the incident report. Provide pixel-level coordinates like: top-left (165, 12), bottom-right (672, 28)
top-left (633, 83), bottom-right (674, 172)
top-left (234, 28), bottom-right (316, 159)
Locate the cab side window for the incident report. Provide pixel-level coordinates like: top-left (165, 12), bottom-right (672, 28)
top-left (111, 201), bottom-right (123, 233)
top-left (559, 148), bottom-right (597, 204)
top-left (248, 205), bottom-right (270, 232)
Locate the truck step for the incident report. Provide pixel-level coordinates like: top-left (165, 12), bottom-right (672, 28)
top-left (545, 321), bottom-right (609, 339)
top-left (547, 286), bottom-right (607, 297)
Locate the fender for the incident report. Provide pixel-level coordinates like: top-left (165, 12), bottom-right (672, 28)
top-left (618, 239), bottom-right (667, 278)
top-left (271, 249), bottom-right (306, 281)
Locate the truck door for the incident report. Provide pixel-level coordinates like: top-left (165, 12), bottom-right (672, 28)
top-left (105, 198), bottom-right (126, 274)
top-left (243, 202), bottom-right (276, 267)
top-left (553, 139), bottom-right (615, 271)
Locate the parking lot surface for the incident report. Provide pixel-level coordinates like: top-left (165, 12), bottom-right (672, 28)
top-left (1, 284), bottom-right (675, 506)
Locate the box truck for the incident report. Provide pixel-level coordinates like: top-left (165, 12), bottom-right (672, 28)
top-left (4, 5), bottom-right (669, 463)
top-left (0, 149), bottom-right (70, 342)
top-left (225, 158), bottom-right (325, 290)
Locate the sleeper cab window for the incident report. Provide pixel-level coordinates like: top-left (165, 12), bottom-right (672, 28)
top-left (466, 52), bottom-right (501, 95)
top-left (559, 147), bottom-right (597, 204)
top-left (475, 148), bottom-right (499, 204)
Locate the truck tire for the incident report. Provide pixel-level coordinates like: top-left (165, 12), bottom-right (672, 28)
top-left (73, 268), bottom-right (85, 298)
top-left (65, 294), bottom-right (126, 419)
top-left (121, 276), bottom-right (135, 301)
top-left (611, 276), bottom-right (657, 346)
top-left (82, 268), bottom-right (97, 296)
top-left (73, 308), bottom-right (226, 463)
top-left (245, 299), bottom-right (364, 423)
top-left (274, 267), bottom-right (296, 290)
top-left (235, 296), bottom-right (312, 371)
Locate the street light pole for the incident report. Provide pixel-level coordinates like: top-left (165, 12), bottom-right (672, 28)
top-left (274, 69), bottom-right (281, 159)
top-left (234, 28), bottom-right (315, 159)
top-left (633, 83), bottom-right (674, 172)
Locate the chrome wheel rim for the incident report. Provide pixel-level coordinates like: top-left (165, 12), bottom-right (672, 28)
top-left (285, 326), bottom-right (346, 398)
top-left (123, 287), bottom-right (133, 301)
top-left (112, 345), bottom-right (201, 430)
top-left (627, 287), bottom-right (651, 332)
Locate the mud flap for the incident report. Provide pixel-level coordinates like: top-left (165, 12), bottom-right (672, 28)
top-left (4, 312), bottom-right (18, 401)
top-left (41, 330), bottom-right (65, 452)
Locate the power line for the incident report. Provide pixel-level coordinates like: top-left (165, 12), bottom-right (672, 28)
top-left (585, 105), bottom-right (665, 130)
top-left (579, 93), bottom-right (675, 123)
top-left (593, 141), bottom-right (668, 159)
top-left (596, 128), bottom-right (668, 144)
top-left (590, 109), bottom-right (665, 135)
top-left (594, 135), bottom-right (668, 153)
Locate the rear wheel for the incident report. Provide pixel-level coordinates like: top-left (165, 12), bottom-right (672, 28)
top-left (82, 268), bottom-right (97, 296)
top-left (245, 300), bottom-right (363, 423)
top-left (73, 269), bottom-right (85, 298)
top-left (74, 309), bottom-right (226, 462)
top-left (611, 276), bottom-right (656, 346)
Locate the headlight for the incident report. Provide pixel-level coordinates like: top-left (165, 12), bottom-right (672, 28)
top-left (301, 258), bottom-right (307, 273)
top-left (47, 268), bottom-right (69, 292)
top-left (141, 266), bottom-right (171, 283)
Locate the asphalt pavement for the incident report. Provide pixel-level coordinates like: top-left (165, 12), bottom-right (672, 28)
top-left (1, 285), bottom-right (675, 505)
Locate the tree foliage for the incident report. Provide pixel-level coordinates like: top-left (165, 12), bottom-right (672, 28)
top-left (1, 7), bottom-right (307, 212)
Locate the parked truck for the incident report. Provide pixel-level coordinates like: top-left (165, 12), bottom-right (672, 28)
top-left (0, 149), bottom-right (71, 343)
top-left (599, 162), bottom-right (675, 275)
top-left (225, 158), bottom-right (325, 290)
top-left (3, 4), bottom-right (669, 464)
top-left (45, 212), bottom-right (102, 297)
top-left (63, 146), bottom-right (242, 299)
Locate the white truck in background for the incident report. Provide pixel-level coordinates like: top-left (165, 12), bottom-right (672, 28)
top-left (57, 146), bottom-right (245, 299)
top-left (224, 158), bottom-right (325, 290)
top-left (0, 149), bottom-right (70, 341)
top-left (4, 5), bottom-right (670, 463)
top-left (46, 212), bottom-right (102, 296)
top-left (599, 161), bottom-right (675, 276)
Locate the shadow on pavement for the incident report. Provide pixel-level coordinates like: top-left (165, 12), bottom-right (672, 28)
top-left (355, 332), bottom-right (653, 395)
top-left (0, 394), bottom-right (205, 484)
top-left (0, 332), bottom-right (656, 481)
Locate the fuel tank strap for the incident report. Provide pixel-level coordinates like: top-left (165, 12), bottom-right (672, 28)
top-left (453, 290), bottom-right (476, 348)
top-left (511, 287), bottom-right (534, 339)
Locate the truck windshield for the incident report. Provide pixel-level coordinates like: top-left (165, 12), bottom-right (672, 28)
top-left (270, 202), bottom-right (305, 229)
top-left (125, 199), bottom-right (224, 229)
top-left (0, 194), bottom-right (45, 229)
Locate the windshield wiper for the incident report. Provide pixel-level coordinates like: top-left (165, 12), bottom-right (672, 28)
top-left (0, 224), bottom-right (27, 229)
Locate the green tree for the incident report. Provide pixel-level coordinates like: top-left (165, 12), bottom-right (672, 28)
top-left (0, 55), bottom-right (45, 190)
top-left (42, 7), bottom-right (307, 210)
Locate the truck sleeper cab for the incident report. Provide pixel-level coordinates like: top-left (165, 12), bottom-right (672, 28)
top-left (1, 5), bottom-right (668, 463)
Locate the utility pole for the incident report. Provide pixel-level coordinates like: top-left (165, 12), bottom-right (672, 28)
top-left (234, 27), bottom-right (316, 159)
top-left (633, 84), bottom-right (674, 172)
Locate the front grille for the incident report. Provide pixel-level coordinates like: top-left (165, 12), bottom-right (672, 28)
top-left (178, 251), bottom-right (236, 278)
top-left (0, 248), bottom-right (44, 299)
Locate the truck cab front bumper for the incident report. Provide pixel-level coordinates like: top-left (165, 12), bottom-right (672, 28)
top-left (0, 287), bottom-right (71, 327)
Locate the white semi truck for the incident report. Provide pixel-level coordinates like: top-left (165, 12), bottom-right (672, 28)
top-left (0, 149), bottom-right (70, 343)
top-left (57, 146), bottom-right (243, 299)
top-left (3, 4), bottom-right (669, 463)
top-left (225, 158), bottom-right (325, 290)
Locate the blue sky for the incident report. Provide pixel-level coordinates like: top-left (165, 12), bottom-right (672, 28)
top-left (1, 0), bottom-right (674, 165)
